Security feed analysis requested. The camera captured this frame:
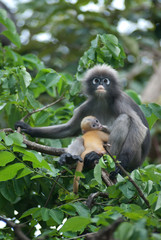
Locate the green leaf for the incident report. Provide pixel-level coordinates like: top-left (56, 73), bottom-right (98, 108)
top-left (16, 168), bottom-right (32, 179)
top-left (0, 163), bottom-right (25, 181)
top-left (23, 151), bottom-right (51, 170)
top-left (60, 216), bottom-right (91, 232)
top-left (155, 191), bottom-right (161, 211)
top-left (2, 30), bottom-right (21, 48)
top-left (94, 163), bottom-right (102, 185)
top-left (99, 157), bottom-right (106, 169)
top-left (20, 67), bottom-right (32, 87)
top-left (8, 132), bottom-right (25, 146)
top-left (75, 171), bottom-right (85, 178)
top-left (41, 208), bottom-right (50, 221)
top-left (30, 174), bottom-right (43, 180)
top-left (119, 181), bottom-right (136, 199)
top-left (0, 144), bottom-right (6, 150)
top-left (49, 209), bottom-right (64, 225)
top-left (149, 103), bottom-right (161, 119)
top-left (4, 135), bottom-right (13, 146)
top-left (20, 207), bottom-right (39, 219)
top-left (0, 151), bottom-right (15, 166)
top-left (0, 181), bottom-right (17, 202)
top-left (0, 9), bottom-right (21, 48)
top-left (61, 204), bottom-right (76, 216)
top-left (146, 113), bottom-right (158, 129)
top-left (73, 202), bottom-right (90, 217)
top-left (115, 222), bottom-right (133, 240)
top-left (106, 185), bottom-right (121, 198)
top-left (140, 104), bottom-right (152, 118)
top-left (126, 90), bottom-right (141, 105)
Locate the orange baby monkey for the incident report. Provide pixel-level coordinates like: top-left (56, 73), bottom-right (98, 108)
top-left (73, 116), bottom-right (109, 194)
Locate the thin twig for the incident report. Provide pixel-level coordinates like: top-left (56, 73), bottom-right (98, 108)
top-left (0, 217), bottom-right (31, 240)
top-left (105, 148), bottom-right (150, 208)
top-left (86, 192), bottom-right (109, 209)
top-left (44, 175), bottom-right (61, 207)
top-left (22, 95), bottom-right (65, 121)
top-left (101, 168), bottom-right (114, 187)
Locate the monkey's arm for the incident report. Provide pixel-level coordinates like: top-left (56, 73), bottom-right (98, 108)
top-left (101, 125), bottom-right (110, 134)
top-left (109, 112), bottom-right (149, 180)
top-left (59, 137), bottom-right (85, 165)
top-left (15, 102), bottom-right (88, 139)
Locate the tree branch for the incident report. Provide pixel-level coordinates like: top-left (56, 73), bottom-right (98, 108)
top-left (86, 192), bottom-right (109, 209)
top-left (23, 137), bottom-right (66, 156)
top-left (0, 128), bottom-right (66, 156)
top-left (0, 217), bottom-right (31, 240)
top-left (75, 218), bottom-right (124, 240)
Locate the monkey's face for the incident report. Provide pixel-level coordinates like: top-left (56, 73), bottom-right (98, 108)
top-left (92, 77), bottom-right (110, 96)
top-left (86, 75), bottom-right (113, 98)
top-left (83, 64), bottom-right (120, 99)
top-left (81, 116), bottom-right (102, 133)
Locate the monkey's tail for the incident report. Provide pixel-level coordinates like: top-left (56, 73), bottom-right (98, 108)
top-left (73, 161), bottom-right (84, 194)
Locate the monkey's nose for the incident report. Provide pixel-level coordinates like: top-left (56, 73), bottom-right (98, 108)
top-left (96, 85), bottom-right (106, 92)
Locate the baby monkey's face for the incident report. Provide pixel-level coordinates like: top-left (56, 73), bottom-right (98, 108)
top-left (81, 116), bottom-right (102, 133)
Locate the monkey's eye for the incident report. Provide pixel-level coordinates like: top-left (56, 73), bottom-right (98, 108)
top-left (103, 78), bottom-right (110, 85)
top-left (92, 78), bottom-right (100, 84)
top-left (92, 124), bottom-right (96, 128)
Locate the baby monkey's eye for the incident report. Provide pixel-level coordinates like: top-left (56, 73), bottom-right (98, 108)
top-left (92, 124), bottom-right (96, 128)
top-left (93, 78), bottom-right (100, 84)
top-left (103, 78), bottom-right (110, 85)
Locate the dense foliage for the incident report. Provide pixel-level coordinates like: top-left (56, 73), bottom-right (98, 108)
top-left (0, 3), bottom-right (161, 240)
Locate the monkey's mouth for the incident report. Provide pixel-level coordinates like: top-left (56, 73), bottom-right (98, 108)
top-left (96, 85), bottom-right (106, 94)
top-left (96, 89), bottom-right (106, 93)
top-left (95, 89), bottom-right (106, 96)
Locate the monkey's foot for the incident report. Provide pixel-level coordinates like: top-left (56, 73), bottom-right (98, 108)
top-left (59, 153), bottom-right (83, 166)
top-left (84, 151), bottom-right (101, 169)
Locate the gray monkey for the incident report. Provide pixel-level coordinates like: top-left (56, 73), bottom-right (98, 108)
top-left (15, 64), bottom-right (151, 179)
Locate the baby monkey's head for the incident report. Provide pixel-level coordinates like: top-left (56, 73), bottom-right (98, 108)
top-left (81, 116), bottom-right (102, 134)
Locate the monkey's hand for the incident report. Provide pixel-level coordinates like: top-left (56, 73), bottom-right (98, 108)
top-left (15, 121), bottom-right (32, 136)
top-left (109, 167), bottom-right (120, 181)
top-left (84, 151), bottom-right (101, 169)
top-left (59, 153), bottom-right (83, 166)
top-left (109, 158), bottom-right (128, 180)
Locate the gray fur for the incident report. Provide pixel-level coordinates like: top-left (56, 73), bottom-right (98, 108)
top-left (16, 64), bottom-right (151, 173)
top-left (67, 137), bottom-right (85, 155)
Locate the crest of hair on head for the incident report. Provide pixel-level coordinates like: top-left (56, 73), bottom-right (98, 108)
top-left (82, 64), bottom-right (118, 83)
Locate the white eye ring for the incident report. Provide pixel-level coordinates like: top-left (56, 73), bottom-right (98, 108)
top-left (103, 78), bottom-right (110, 85)
top-left (93, 78), bottom-right (100, 84)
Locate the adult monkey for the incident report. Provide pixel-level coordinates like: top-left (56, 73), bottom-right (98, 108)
top-left (15, 64), bottom-right (151, 179)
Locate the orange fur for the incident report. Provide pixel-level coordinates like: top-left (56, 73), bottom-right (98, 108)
top-left (73, 116), bottom-right (109, 194)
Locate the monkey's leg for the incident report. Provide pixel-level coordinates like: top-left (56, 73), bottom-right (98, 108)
top-left (108, 114), bottom-right (130, 157)
top-left (108, 114), bottom-right (131, 179)
top-left (109, 113), bottom-right (147, 180)
top-left (58, 137), bottom-right (84, 166)
top-left (73, 161), bottom-right (84, 194)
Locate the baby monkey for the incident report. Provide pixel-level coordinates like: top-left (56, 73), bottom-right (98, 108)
top-left (73, 116), bottom-right (109, 194)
